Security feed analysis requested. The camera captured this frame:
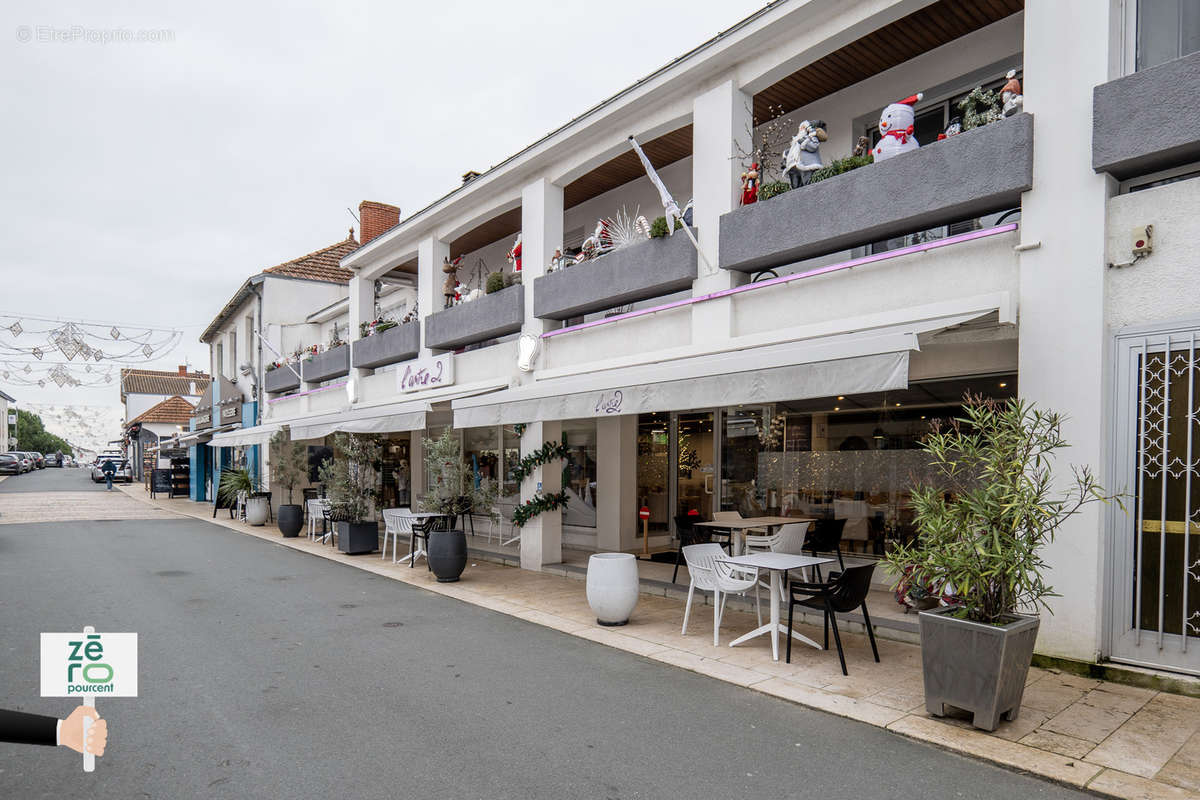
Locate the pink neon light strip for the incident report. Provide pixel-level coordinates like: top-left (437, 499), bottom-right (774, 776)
top-left (268, 379), bottom-right (348, 404)
top-left (541, 222), bottom-right (1018, 339)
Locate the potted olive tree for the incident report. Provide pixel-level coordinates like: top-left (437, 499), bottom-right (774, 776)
top-left (269, 429), bottom-right (308, 537)
top-left (419, 430), bottom-right (497, 582)
top-left (885, 395), bottom-right (1117, 731)
top-left (217, 468), bottom-right (269, 526)
top-left (318, 432), bottom-right (381, 555)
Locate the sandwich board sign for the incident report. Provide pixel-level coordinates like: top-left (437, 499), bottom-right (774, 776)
top-left (40, 626), bottom-right (137, 772)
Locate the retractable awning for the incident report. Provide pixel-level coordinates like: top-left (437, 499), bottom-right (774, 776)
top-left (208, 423), bottom-right (282, 448)
top-left (170, 423), bottom-right (240, 447)
top-left (281, 383), bottom-right (507, 441)
top-left (452, 307), bottom-right (998, 427)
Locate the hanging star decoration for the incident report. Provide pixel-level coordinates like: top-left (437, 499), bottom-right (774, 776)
top-left (8, 321), bottom-right (22, 337)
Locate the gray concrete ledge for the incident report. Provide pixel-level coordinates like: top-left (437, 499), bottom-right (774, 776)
top-left (425, 283), bottom-right (524, 350)
top-left (533, 231), bottom-right (699, 320)
top-left (302, 344), bottom-right (350, 383)
top-left (719, 112), bottom-right (1034, 273)
top-left (351, 322), bottom-right (420, 370)
top-left (1093, 51), bottom-right (1200, 179)
top-left (264, 367), bottom-right (300, 394)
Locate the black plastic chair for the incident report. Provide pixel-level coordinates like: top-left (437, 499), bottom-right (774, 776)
top-left (410, 515), bottom-right (450, 569)
top-left (803, 517), bottom-right (846, 580)
top-left (786, 563), bottom-right (880, 675)
top-left (671, 515), bottom-right (711, 584)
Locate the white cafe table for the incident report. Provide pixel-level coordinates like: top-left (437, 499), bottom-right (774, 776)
top-left (717, 551), bottom-right (835, 661)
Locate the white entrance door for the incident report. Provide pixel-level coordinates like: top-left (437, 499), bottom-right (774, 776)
top-left (1110, 324), bottom-right (1200, 675)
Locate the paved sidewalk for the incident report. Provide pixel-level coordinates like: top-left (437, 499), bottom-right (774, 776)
top-left (122, 486), bottom-right (1200, 799)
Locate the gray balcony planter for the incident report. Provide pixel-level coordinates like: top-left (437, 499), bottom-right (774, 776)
top-left (719, 112), bottom-right (1034, 274)
top-left (1093, 51), bottom-right (1200, 179)
top-left (302, 344), bottom-right (350, 383)
top-left (533, 231), bottom-right (698, 320)
top-left (919, 606), bottom-right (1040, 732)
top-left (425, 283), bottom-right (524, 351)
top-left (351, 322), bottom-right (420, 370)
top-left (264, 366), bottom-right (300, 394)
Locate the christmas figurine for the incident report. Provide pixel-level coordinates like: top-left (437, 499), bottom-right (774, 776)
top-left (549, 248), bottom-right (564, 272)
top-left (853, 135), bottom-right (872, 158)
top-left (1001, 69), bottom-right (1023, 117)
top-left (441, 255), bottom-right (462, 308)
top-left (937, 116), bottom-right (962, 141)
top-left (871, 93), bottom-right (923, 162)
top-left (782, 120), bottom-right (828, 188)
top-left (740, 162), bottom-right (760, 205)
top-left (506, 234), bottom-right (522, 273)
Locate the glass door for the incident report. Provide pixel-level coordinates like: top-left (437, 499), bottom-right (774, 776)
top-left (675, 411), bottom-right (716, 522)
top-left (636, 413), bottom-right (670, 541)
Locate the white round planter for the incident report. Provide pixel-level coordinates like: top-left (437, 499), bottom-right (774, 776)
top-left (586, 553), bottom-right (639, 626)
top-left (245, 496), bottom-right (270, 526)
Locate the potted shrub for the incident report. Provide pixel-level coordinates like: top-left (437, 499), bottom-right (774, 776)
top-left (419, 430), bottom-right (497, 582)
top-left (318, 432), bottom-right (382, 555)
top-left (269, 429), bottom-right (308, 537)
top-left (884, 395), bottom-right (1117, 731)
top-left (218, 468), bottom-right (269, 526)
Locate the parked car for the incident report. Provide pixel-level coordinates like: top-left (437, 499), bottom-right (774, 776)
top-left (30, 452), bottom-right (45, 469)
top-left (91, 458), bottom-right (132, 484)
top-left (0, 453), bottom-right (22, 475)
top-left (15, 453), bottom-right (33, 473)
top-left (44, 453), bottom-right (64, 468)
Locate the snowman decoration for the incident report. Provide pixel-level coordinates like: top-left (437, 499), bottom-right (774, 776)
top-left (871, 93), bottom-right (923, 162)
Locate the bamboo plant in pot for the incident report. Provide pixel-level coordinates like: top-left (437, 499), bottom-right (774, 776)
top-left (419, 430), bottom-right (497, 582)
top-left (269, 429), bottom-right (308, 537)
top-left (884, 395), bottom-right (1117, 731)
top-left (217, 468), bottom-right (269, 526)
top-left (318, 432), bottom-right (382, 555)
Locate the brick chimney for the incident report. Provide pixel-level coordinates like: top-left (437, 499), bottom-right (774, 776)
top-left (359, 201), bottom-right (401, 245)
top-left (177, 365), bottom-right (187, 376)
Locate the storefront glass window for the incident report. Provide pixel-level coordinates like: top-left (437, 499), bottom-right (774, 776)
top-left (463, 426), bottom-right (499, 492)
top-left (501, 425), bottom-right (521, 501)
top-left (636, 412), bottom-right (670, 534)
top-left (562, 420), bottom-right (598, 528)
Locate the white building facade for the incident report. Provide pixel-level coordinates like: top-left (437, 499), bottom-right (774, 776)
top-left (246, 0), bottom-right (1200, 676)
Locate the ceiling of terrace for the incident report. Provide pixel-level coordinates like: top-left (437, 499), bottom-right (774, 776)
top-left (448, 206), bottom-right (522, 260)
top-left (753, 0), bottom-right (1023, 121)
top-left (563, 125), bottom-right (693, 211)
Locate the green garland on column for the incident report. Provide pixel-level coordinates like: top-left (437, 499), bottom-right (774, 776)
top-left (511, 489), bottom-right (571, 528)
top-left (510, 440), bottom-right (570, 484)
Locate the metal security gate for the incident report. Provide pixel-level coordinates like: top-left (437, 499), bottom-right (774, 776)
top-left (1110, 325), bottom-right (1200, 674)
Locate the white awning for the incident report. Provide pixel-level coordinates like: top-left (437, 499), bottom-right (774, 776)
top-left (171, 423), bottom-right (240, 447)
top-left (208, 423), bottom-right (281, 448)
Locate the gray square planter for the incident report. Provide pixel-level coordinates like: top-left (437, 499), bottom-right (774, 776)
top-left (533, 231), bottom-right (698, 320)
top-left (425, 283), bottom-right (524, 351)
top-left (351, 322), bottom-right (420, 370)
top-left (719, 112), bottom-right (1034, 274)
top-left (1093, 50), bottom-right (1200, 179)
top-left (302, 344), bottom-right (350, 383)
top-left (264, 367), bottom-right (300, 394)
top-left (919, 606), bottom-right (1040, 732)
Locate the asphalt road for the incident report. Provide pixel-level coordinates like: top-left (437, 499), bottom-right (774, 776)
top-left (0, 478), bottom-right (1095, 799)
top-left (0, 464), bottom-right (107, 492)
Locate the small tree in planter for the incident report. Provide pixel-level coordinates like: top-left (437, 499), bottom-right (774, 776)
top-left (418, 430), bottom-right (497, 581)
top-left (885, 395), bottom-right (1118, 731)
top-left (270, 429), bottom-right (309, 537)
top-left (318, 432), bottom-right (382, 555)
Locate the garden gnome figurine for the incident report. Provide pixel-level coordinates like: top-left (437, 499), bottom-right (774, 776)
top-left (441, 256), bottom-right (461, 308)
top-left (1001, 69), bottom-right (1023, 117)
top-left (872, 93), bottom-right (923, 161)
top-left (740, 162), bottom-right (760, 205)
top-left (783, 120), bottom-right (828, 188)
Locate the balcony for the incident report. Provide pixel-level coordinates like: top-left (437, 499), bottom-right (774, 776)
top-left (719, 113), bottom-right (1033, 274)
top-left (1093, 51), bottom-right (1200, 179)
top-left (302, 344), bottom-right (350, 383)
top-left (533, 231), bottom-right (698, 321)
top-left (351, 322), bottom-right (420, 370)
top-left (264, 366), bottom-right (300, 395)
top-left (425, 283), bottom-right (524, 351)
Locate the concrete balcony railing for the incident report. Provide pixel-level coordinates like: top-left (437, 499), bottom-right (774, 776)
top-left (351, 322), bottom-right (420, 370)
top-left (1093, 51), bottom-right (1200, 179)
top-left (719, 112), bottom-right (1034, 274)
top-left (425, 283), bottom-right (524, 351)
top-left (264, 366), bottom-right (300, 395)
top-left (532, 231), bottom-right (698, 320)
top-left (302, 344), bottom-right (350, 383)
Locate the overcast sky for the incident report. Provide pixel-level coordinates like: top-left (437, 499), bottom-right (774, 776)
top-left (2, 0), bottom-right (765, 410)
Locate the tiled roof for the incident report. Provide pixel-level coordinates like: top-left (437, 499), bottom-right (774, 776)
top-left (120, 368), bottom-right (211, 398)
top-left (129, 395), bottom-right (196, 425)
top-left (262, 231), bottom-right (358, 284)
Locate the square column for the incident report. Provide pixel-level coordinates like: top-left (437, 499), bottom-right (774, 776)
top-left (417, 236), bottom-right (449, 357)
top-left (691, 78), bottom-right (751, 345)
top-left (347, 273), bottom-right (375, 381)
top-left (519, 420), bottom-right (562, 570)
top-left (409, 432), bottom-right (425, 499)
top-left (521, 178), bottom-right (564, 337)
top-left (596, 415), bottom-right (638, 553)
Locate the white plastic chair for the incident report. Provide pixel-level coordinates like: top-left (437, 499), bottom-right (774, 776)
top-left (382, 508), bottom-right (413, 563)
top-left (236, 490), bottom-right (247, 523)
top-left (681, 543), bottom-right (761, 647)
top-left (307, 498), bottom-right (330, 542)
top-left (773, 522), bottom-right (811, 555)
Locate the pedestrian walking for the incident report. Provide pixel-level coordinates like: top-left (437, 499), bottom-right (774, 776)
top-left (101, 459), bottom-right (116, 491)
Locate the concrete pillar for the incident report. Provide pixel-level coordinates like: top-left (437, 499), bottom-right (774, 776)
top-left (347, 274), bottom-right (375, 382)
top-left (520, 178), bottom-right (564, 338)
top-left (409, 431), bottom-right (425, 500)
top-left (596, 415), bottom-right (638, 552)
top-left (691, 78), bottom-right (751, 345)
top-left (520, 419), bottom-right (562, 570)
top-left (1018, 1), bottom-right (1115, 662)
top-left (417, 236), bottom-right (448, 357)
